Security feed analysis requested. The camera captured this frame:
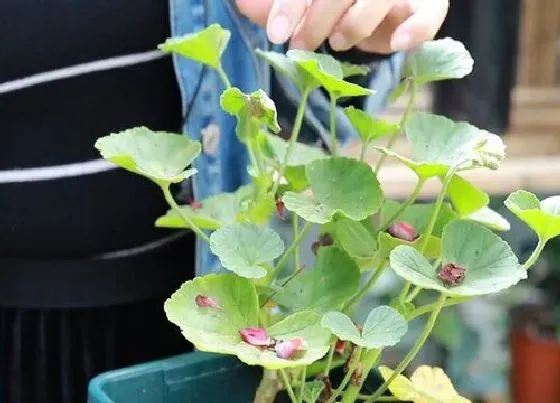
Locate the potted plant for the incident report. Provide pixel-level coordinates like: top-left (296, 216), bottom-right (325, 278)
top-left (510, 236), bottom-right (560, 403)
top-left (88, 24), bottom-right (560, 403)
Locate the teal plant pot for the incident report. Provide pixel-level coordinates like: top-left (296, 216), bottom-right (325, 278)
top-left (88, 351), bottom-right (388, 403)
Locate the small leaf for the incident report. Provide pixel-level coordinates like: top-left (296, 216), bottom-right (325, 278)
top-left (275, 247), bottom-right (360, 312)
top-left (283, 157), bottom-right (384, 224)
top-left (389, 79), bottom-right (409, 102)
top-left (302, 380), bottom-right (325, 403)
top-left (332, 218), bottom-right (377, 260)
top-left (505, 190), bottom-right (560, 241)
top-left (264, 134), bottom-right (327, 167)
top-left (95, 127), bottom-right (201, 185)
top-left (374, 232), bottom-right (441, 270)
top-left (406, 37), bottom-right (474, 86)
top-left (446, 175), bottom-right (489, 215)
top-left (374, 112), bottom-right (505, 178)
top-left (288, 50), bottom-right (374, 98)
top-left (379, 365), bottom-right (471, 403)
top-left (466, 207), bottom-right (510, 232)
top-left (220, 88), bottom-right (280, 141)
top-left (256, 49), bottom-right (315, 91)
top-left (341, 62), bottom-right (370, 78)
top-left (322, 306), bottom-right (407, 349)
top-left (344, 106), bottom-right (399, 143)
top-left (209, 223), bottom-right (284, 279)
top-left (158, 24), bottom-right (231, 69)
top-left (155, 185), bottom-right (253, 230)
top-left (389, 220), bottom-right (526, 297)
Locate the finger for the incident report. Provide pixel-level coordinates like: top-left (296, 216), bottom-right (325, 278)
top-left (289, 0), bottom-right (355, 51)
top-left (266, 0), bottom-right (309, 44)
top-left (235, 0), bottom-right (274, 26)
top-left (390, 0), bottom-right (449, 51)
top-left (329, 0), bottom-right (397, 52)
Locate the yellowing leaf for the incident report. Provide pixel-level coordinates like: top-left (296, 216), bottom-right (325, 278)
top-left (379, 365), bottom-right (471, 403)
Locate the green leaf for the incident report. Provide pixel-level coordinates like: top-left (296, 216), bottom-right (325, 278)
top-left (379, 365), bottom-right (471, 403)
top-left (374, 231), bottom-right (441, 270)
top-left (381, 201), bottom-right (458, 237)
top-left (166, 275), bottom-right (330, 369)
top-left (406, 37), bottom-right (474, 86)
top-left (388, 79), bottom-right (409, 102)
top-left (256, 49), bottom-right (315, 91)
top-left (466, 207), bottom-right (510, 232)
top-left (95, 127), bottom-right (201, 185)
top-left (505, 190), bottom-right (560, 241)
top-left (341, 62), bottom-right (370, 78)
top-left (155, 185), bottom-right (253, 230)
top-left (220, 88), bottom-right (280, 141)
top-left (344, 106), bottom-right (399, 144)
top-left (264, 134), bottom-right (326, 167)
top-left (321, 306), bottom-right (407, 349)
top-left (209, 223), bottom-right (284, 279)
top-left (283, 157), bottom-right (383, 224)
top-left (288, 50), bottom-right (374, 98)
top-left (158, 24), bottom-right (231, 69)
top-left (389, 220), bottom-right (526, 297)
top-left (332, 218), bottom-right (377, 260)
top-left (302, 380), bottom-right (325, 403)
top-left (446, 174), bottom-right (489, 215)
top-left (275, 246), bottom-right (360, 312)
top-left (374, 112), bottom-right (505, 178)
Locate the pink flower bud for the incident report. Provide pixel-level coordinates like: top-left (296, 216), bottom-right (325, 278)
top-left (335, 339), bottom-right (346, 354)
top-left (194, 295), bottom-right (220, 309)
top-left (276, 200), bottom-right (286, 220)
top-left (274, 336), bottom-right (307, 359)
top-left (190, 200), bottom-right (203, 210)
top-left (387, 221), bottom-right (418, 242)
top-left (438, 263), bottom-right (466, 286)
top-left (239, 327), bottom-right (272, 346)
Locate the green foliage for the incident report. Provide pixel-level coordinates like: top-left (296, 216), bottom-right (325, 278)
top-left (94, 25), bottom-right (560, 403)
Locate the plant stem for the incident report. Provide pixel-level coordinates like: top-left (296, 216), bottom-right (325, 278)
top-left (297, 366), bottom-right (307, 403)
top-left (374, 81), bottom-right (416, 174)
top-left (343, 263), bottom-right (386, 314)
top-left (341, 349), bottom-right (381, 403)
top-left (323, 341), bottom-right (337, 377)
top-left (327, 348), bottom-right (363, 403)
top-left (280, 369), bottom-right (298, 403)
top-left (217, 65), bottom-right (232, 89)
top-left (272, 221), bottom-right (313, 279)
top-left (272, 89), bottom-right (311, 195)
top-left (162, 186), bottom-right (210, 244)
top-left (254, 369), bottom-right (282, 403)
top-left (379, 177), bottom-right (426, 230)
top-left (408, 297), bottom-right (466, 320)
top-left (365, 294), bottom-right (447, 403)
top-left (260, 267), bottom-right (303, 308)
top-left (360, 142), bottom-right (369, 162)
top-left (405, 286), bottom-right (422, 303)
top-left (358, 396), bottom-right (398, 402)
top-left (292, 213), bottom-right (300, 272)
top-left (522, 237), bottom-right (547, 271)
top-left (329, 94), bottom-right (338, 156)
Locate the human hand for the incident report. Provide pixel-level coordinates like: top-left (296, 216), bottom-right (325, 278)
top-left (235, 0), bottom-right (449, 54)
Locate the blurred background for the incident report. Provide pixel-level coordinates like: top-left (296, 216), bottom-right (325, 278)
top-left (344, 0), bottom-right (560, 402)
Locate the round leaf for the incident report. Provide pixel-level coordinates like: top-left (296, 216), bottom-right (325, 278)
top-left (379, 365), bottom-right (471, 403)
top-left (381, 201), bottom-right (458, 238)
top-left (389, 220), bottom-right (526, 297)
top-left (505, 190), bottom-right (560, 241)
top-left (210, 223), bottom-right (285, 279)
top-left (446, 174), bottom-right (489, 215)
top-left (95, 127), bottom-right (201, 185)
top-left (256, 49), bottom-right (315, 91)
top-left (322, 306), bottom-right (407, 349)
top-left (374, 112), bottom-right (505, 178)
top-left (275, 246), bottom-right (360, 312)
top-left (158, 24), bottom-right (230, 69)
top-left (264, 134), bottom-right (327, 167)
top-left (344, 106), bottom-right (400, 143)
top-left (466, 207), bottom-right (510, 232)
top-left (284, 157), bottom-right (383, 224)
top-left (332, 218), bottom-right (377, 260)
top-left (220, 88), bottom-right (280, 141)
top-left (406, 37), bottom-right (474, 86)
top-left (165, 275), bottom-right (330, 369)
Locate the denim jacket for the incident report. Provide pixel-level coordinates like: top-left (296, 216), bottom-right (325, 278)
top-left (169, 0), bottom-right (404, 276)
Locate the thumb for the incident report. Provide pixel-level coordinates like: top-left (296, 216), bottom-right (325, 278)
top-left (266, 0), bottom-right (309, 44)
top-left (235, 0), bottom-right (274, 26)
top-left (390, 0), bottom-right (449, 51)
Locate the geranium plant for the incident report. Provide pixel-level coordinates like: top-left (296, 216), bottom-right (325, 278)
top-left (94, 24), bottom-right (560, 403)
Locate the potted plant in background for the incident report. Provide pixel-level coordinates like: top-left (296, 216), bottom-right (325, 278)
top-left (88, 24), bottom-right (560, 403)
top-left (510, 233), bottom-right (560, 403)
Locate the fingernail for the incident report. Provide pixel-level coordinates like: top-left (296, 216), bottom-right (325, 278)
top-left (329, 32), bottom-right (351, 51)
top-left (268, 15), bottom-right (290, 44)
top-left (391, 29), bottom-right (412, 51)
